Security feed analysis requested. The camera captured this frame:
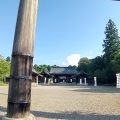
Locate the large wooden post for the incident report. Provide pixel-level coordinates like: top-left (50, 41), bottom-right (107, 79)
top-left (7, 0), bottom-right (38, 118)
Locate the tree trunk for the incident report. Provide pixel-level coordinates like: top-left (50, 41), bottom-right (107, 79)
top-left (7, 0), bottom-right (38, 118)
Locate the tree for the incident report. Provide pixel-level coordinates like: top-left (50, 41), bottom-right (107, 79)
top-left (77, 57), bottom-right (90, 72)
top-left (51, 65), bottom-right (59, 67)
top-left (102, 19), bottom-right (120, 83)
top-left (6, 56), bottom-right (11, 62)
top-left (111, 52), bottom-right (120, 73)
top-left (0, 55), bottom-right (10, 80)
top-left (39, 65), bottom-right (49, 73)
top-left (33, 64), bottom-right (40, 72)
top-left (34, 64), bottom-right (50, 73)
top-left (103, 19), bottom-right (120, 66)
top-left (88, 56), bottom-right (104, 72)
top-left (47, 65), bottom-right (51, 72)
top-left (68, 65), bottom-right (77, 69)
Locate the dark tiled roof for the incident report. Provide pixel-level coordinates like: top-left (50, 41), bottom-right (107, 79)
top-left (75, 70), bottom-right (89, 77)
top-left (32, 69), bottom-right (43, 77)
top-left (40, 70), bottom-right (50, 76)
top-left (50, 67), bottom-right (77, 75)
top-left (32, 69), bottom-right (39, 75)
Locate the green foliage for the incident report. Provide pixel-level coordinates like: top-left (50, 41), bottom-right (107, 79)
top-left (39, 65), bottom-right (49, 72)
top-left (77, 56), bottom-right (105, 83)
top-left (88, 56), bottom-right (105, 73)
top-left (33, 64), bottom-right (52, 73)
top-left (93, 69), bottom-right (107, 83)
top-left (77, 57), bottom-right (90, 72)
top-left (68, 65), bottom-right (77, 69)
top-left (33, 64), bottom-right (40, 72)
top-left (68, 65), bottom-right (72, 67)
top-left (111, 52), bottom-right (120, 73)
top-left (76, 19), bottom-right (120, 84)
top-left (0, 55), bottom-right (10, 80)
top-left (102, 19), bottom-right (120, 83)
top-left (6, 56), bottom-right (11, 62)
top-left (47, 65), bottom-right (51, 72)
top-left (103, 19), bottom-right (120, 66)
top-left (51, 65), bottom-right (59, 67)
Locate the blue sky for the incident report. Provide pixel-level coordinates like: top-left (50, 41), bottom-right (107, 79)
top-left (0, 0), bottom-right (120, 66)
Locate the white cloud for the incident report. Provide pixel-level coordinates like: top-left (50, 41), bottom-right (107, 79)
top-left (62, 54), bottom-right (80, 66)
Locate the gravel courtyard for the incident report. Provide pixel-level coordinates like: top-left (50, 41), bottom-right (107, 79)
top-left (0, 85), bottom-right (120, 120)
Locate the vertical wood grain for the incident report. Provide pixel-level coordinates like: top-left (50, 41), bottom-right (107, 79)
top-left (7, 0), bottom-right (38, 118)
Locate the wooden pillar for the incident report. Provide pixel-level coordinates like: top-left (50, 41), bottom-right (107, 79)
top-left (7, 0), bottom-right (38, 118)
top-left (66, 76), bottom-right (68, 83)
top-left (80, 78), bottom-right (82, 85)
top-left (44, 77), bottom-right (46, 85)
top-left (84, 78), bottom-right (87, 85)
top-left (36, 76), bottom-right (38, 86)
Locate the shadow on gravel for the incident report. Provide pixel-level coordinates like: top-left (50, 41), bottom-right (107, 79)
top-left (0, 106), bottom-right (6, 120)
top-left (38, 83), bottom-right (77, 86)
top-left (32, 110), bottom-right (120, 120)
top-left (0, 106), bottom-right (6, 112)
top-left (62, 86), bottom-right (120, 94)
top-left (0, 93), bottom-right (8, 95)
top-left (0, 107), bottom-right (120, 120)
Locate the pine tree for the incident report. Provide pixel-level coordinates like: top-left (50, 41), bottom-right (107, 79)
top-left (102, 19), bottom-right (120, 83)
top-left (103, 19), bottom-right (120, 66)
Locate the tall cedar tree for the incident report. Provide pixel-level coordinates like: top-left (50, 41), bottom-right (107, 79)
top-left (103, 19), bottom-right (120, 66)
top-left (102, 19), bottom-right (120, 83)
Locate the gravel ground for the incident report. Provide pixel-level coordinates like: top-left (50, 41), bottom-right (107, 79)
top-left (0, 85), bottom-right (120, 120)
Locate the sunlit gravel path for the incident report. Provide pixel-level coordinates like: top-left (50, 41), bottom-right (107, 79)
top-left (0, 85), bottom-right (120, 120)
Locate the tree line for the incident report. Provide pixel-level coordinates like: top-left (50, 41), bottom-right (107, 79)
top-left (1, 19), bottom-right (120, 84)
top-left (77, 19), bottom-right (120, 84)
top-left (0, 55), bottom-right (10, 80)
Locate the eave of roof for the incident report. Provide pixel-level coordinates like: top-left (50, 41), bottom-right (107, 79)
top-left (32, 69), bottom-right (43, 77)
top-left (32, 69), bottom-right (39, 75)
top-left (75, 70), bottom-right (89, 77)
top-left (40, 70), bottom-right (50, 76)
